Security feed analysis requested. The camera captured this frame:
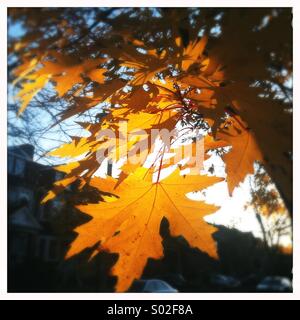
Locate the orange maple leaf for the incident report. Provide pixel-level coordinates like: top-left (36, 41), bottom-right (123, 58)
top-left (217, 116), bottom-right (264, 195)
top-left (66, 168), bottom-right (223, 292)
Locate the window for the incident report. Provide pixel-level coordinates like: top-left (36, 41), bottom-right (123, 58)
top-left (10, 234), bottom-right (28, 260)
top-left (37, 237), bottom-right (47, 259)
top-left (48, 239), bottom-right (59, 261)
top-left (8, 155), bottom-right (14, 174)
top-left (38, 205), bottom-right (45, 221)
top-left (55, 171), bottom-right (64, 181)
top-left (38, 202), bottom-right (53, 222)
top-left (8, 155), bottom-right (26, 177)
top-left (14, 158), bottom-right (25, 177)
top-left (36, 236), bottom-right (60, 262)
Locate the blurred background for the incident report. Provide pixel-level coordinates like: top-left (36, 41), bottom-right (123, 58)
top-left (7, 7), bottom-right (292, 293)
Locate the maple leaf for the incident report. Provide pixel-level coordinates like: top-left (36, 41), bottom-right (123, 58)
top-left (14, 52), bottom-right (108, 113)
top-left (217, 116), bottom-right (263, 195)
top-left (16, 74), bottom-right (51, 114)
top-left (42, 104), bottom-right (180, 202)
top-left (120, 45), bottom-right (168, 85)
top-left (66, 168), bottom-right (223, 292)
top-left (214, 82), bottom-right (292, 206)
top-left (58, 79), bottom-right (126, 122)
top-left (41, 176), bottom-right (77, 204)
top-left (180, 35), bottom-right (208, 71)
top-left (37, 53), bottom-right (107, 97)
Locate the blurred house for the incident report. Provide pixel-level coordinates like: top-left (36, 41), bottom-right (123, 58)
top-left (8, 144), bottom-right (65, 268)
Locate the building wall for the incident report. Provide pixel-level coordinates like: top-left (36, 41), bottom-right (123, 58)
top-left (8, 145), bottom-right (64, 266)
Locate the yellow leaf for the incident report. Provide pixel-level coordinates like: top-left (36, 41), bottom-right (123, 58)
top-left (217, 116), bottom-right (263, 195)
top-left (67, 168), bottom-right (223, 292)
top-left (17, 74), bottom-right (50, 114)
top-left (41, 176), bottom-right (77, 203)
top-left (49, 138), bottom-right (95, 158)
top-left (182, 35), bottom-right (208, 71)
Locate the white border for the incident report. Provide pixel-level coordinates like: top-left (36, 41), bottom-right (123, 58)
top-left (1, 0), bottom-right (299, 301)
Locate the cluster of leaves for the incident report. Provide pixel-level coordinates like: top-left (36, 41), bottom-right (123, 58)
top-left (8, 8), bottom-right (292, 291)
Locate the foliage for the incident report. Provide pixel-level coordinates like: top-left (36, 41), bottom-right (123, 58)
top-left (8, 8), bottom-right (292, 291)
